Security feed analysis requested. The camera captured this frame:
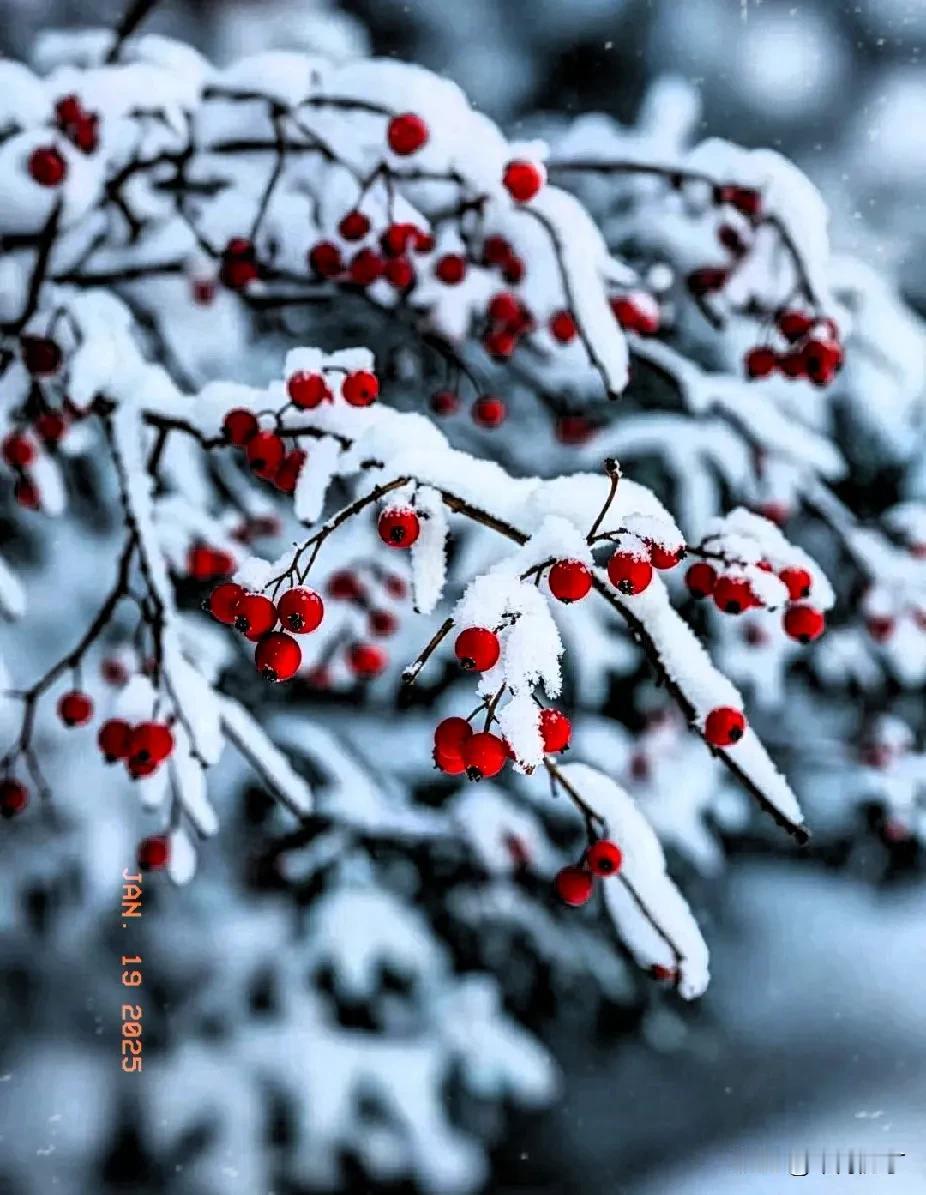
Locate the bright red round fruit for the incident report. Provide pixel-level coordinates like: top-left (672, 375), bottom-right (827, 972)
top-left (348, 642), bottom-right (387, 678)
top-left (369, 608), bottom-right (398, 636)
top-left (233, 592), bottom-right (278, 641)
top-left (384, 257), bottom-right (415, 290)
top-left (255, 632), bottom-right (302, 682)
top-left (128, 722), bottom-right (174, 768)
top-left (277, 587), bottom-right (324, 634)
top-left (430, 389), bottom-right (459, 416)
top-left (348, 248), bottom-right (384, 286)
top-left (487, 292), bottom-right (522, 327)
top-left (745, 347), bottom-right (776, 379)
top-left (435, 254), bottom-right (466, 285)
top-left (713, 575), bottom-right (756, 615)
top-left (549, 559), bottom-right (592, 603)
top-left (454, 627), bottom-right (501, 672)
top-left (378, 507), bottom-right (420, 549)
top-left (387, 112), bottom-right (429, 155)
top-left (245, 431), bottom-right (285, 478)
top-left (273, 450), bottom-right (305, 494)
top-left (554, 865), bottom-right (594, 907)
top-left (462, 731), bottom-right (508, 780)
top-left (327, 570), bottom-right (364, 601)
top-left (338, 209), bottom-right (371, 241)
top-left (472, 395), bottom-right (507, 428)
top-left (607, 551), bottom-right (653, 596)
top-left (13, 478), bottom-right (40, 509)
top-left (482, 235), bottom-right (512, 266)
top-left (207, 581), bottom-right (244, 625)
top-left (783, 604), bottom-right (825, 644)
top-left (287, 371), bottom-right (330, 409)
top-left (434, 717), bottom-right (473, 758)
top-left (503, 159), bottom-right (544, 203)
top-left (97, 718), bottom-right (132, 763)
top-left (704, 706), bottom-right (746, 747)
top-left (58, 689), bottom-right (93, 727)
top-left (35, 411), bottom-right (67, 445)
top-left (0, 779), bottom-right (29, 818)
top-left (685, 562), bottom-right (717, 599)
top-left (29, 145), bottom-right (67, 187)
top-left (586, 839), bottom-right (623, 877)
top-left (223, 408), bottom-right (258, 446)
top-left (539, 708), bottom-right (571, 754)
top-left (776, 310), bottom-right (814, 342)
top-left (483, 328), bottom-right (517, 360)
top-left (779, 566), bottom-right (812, 601)
top-left (649, 542), bottom-right (684, 570)
top-left (137, 834), bottom-right (170, 871)
top-left (549, 310), bottom-right (577, 344)
top-left (2, 432), bottom-right (36, 469)
top-left (434, 744), bottom-right (467, 775)
top-left (342, 370), bottom-right (379, 407)
top-left (308, 240), bottom-right (342, 278)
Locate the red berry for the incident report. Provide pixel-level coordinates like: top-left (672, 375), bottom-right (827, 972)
top-left (718, 223), bottom-right (747, 255)
top-left (137, 835), bottom-right (170, 870)
top-left (2, 432), bottom-right (36, 469)
top-left (434, 716), bottom-right (473, 759)
top-left (687, 267), bottom-right (728, 296)
top-left (308, 241), bottom-right (343, 278)
top-left (776, 310), bottom-right (814, 342)
top-left (430, 389), bottom-right (459, 416)
top-left (487, 292), bottom-right (521, 327)
top-left (610, 293), bottom-right (660, 335)
top-left (55, 94), bottom-right (83, 126)
top-left (730, 187), bottom-right (761, 219)
top-left (369, 608), bottom-right (398, 636)
top-left (273, 449), bottom-right (306, 494)
top-left (28, 145), bottom-right (67, 187)
top-left (387, 113), bottom-right (428, 155)
top-left (434, 746), bottom-right (466, 775)
top-left (554, 865), bottom-right (594, 907)
top-left (502, 255), bottom-right (525, 284)
top-left (342, 370), bottom-right (379, 407)
top-left (384, 257), bottom-right (415, 290)
top-left (287, 371), bottom-right (330, 409)
top-left (454, 627), bottom-right (501, 672)
top-left (233, 593), bottom-right (278, 640)
top-left (503, 159), bottom-right (544, 203)
top-left (245, 431), bottom-right (285, 478)
top-left (21, 335), bottom-right (62, 377)
top-left (98, 718), bottom-right (132, 762)
top-left (0, 777), bottom-right (28, 818)
top-left (220, 243), bottom-right (258, 290)
top-left (472, 395), bottom-right (507, 428)
top-left (555, 414), bottom-right (596, 445)
top-left (549, 310), bottom-right (577, 344)
top-left (483, 328), bottom-right (517, 361)
top-left (277, 587), bottom-right (324, 634)
top-left (378, 507), bottom-right (420, 549)
top-left (783, 604), bottom-right (825, 644)
top-left (381, 222), bottom-right (417, 257)
top-left (649, 543), bottom-right (684, 571)
top-left (384, 574), bottom-right (407, 599)
top-left (867, 616), bottom-right (895, 642)
top-left (35, 411), bottom-right (67, 445)
top-left (223, 408), bottom-right (259, 446)
top-left (586, 839), bottom-right (623, 877)
top-left (255, 632), bottom-right (302, 681)
top-left (13, 478), bottom-right (40, 509)
top-left (57, 689), bottom-right (93, 727)
top-left (348, 248), bottom-right (384, 287)
top-left (186, 544), bottom-right (216, 581)
top-left (462, 731), bottom-right (508, 780)
top-left (704, 706), bottom-right (746, 747)
top-left (744, 347), bottom-right (776, 379)
top-left (539, 708), bottom-right (571, 753)
top-left (549, 559), bottom-right (592, 603)
top-left (481, 235), bottom-right (511, 266)
top-left (685, 562), bottom-right (717, 599)
top-left (713, 575), bottom-right (756, 615)
top-left (435, 254), bottom-right (466, 285)
top-left (338, 209), bottom-right (370, 241)
top-left (778, 350), bottom-right (806, 379)
top-left (327, 570), bottom-right (364, 601)
top-left (607, 550), bottom-right (653, 596)
top-left (779, 566), bottom-right (812, 601)
top-left (803, 338), bottom-right (842, 386)
top-left (207, 582), bottom-right (244, 624)
top-left (69, 113), bottom-right (99, 154)
top-left (128, 722), bottom-right (174, 768)
top-left (348, 642), bottom-right (387, 678)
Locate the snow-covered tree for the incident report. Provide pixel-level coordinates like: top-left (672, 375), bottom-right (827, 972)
top-left (0, 7), bottom-right (923, 1192)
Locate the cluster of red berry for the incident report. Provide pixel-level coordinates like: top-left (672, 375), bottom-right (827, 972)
top-left (207, 581), bottom-right (324, 682)
top-left (26, 92), bottom-right (99, 187)
top-left (98, 717), bottom-right (175, 778)
top-left (3, 335), bottom-right (71, 509)
top-left (553, 839), bottom-right (624, 907)
top-left (186, 544), bottom-right (236, 582)
top-left (429, 390), bottom-right (508, 429)
top-left (685, 182), bottom-right (762, 299)
top-left (744, 310), bottom-right (843, 387)
top-left (432, 705), bottom-right (571, 781)
top-left (685, 558), bottom-right (826, 644)
top-left (221, 406), bottom-right (307, 495)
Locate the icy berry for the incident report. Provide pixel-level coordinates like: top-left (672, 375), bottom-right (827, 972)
top-left (487, 292), bottom-right (522, 326)
top-left (549, 311), bottom-right (577, 344)
top-left (435, 254), bottom-right (466, 285)
top-left (387, 113), bottom-right (428, 155)
top-left (223, 408), bottom-right (258, 446)
top-left (549, 559), bottom-right (592, 603)
top-left (378, 507), bottom-right (420, 549)
top-left (58, 689), bottom-right (93, 727)
top-left (503, 160), bottom-right (544, 203)
top-left (137, 835), bottom-right (170, 871)
top-left (462, 731), bottom-right (508, 780)
top-left (255, 632), bottom-right (302, 682)
top-left (704, 706), bottom-right (746, 747)
top-left (342, 370), bottom-right (379, 407)
top-left (29, 145), bottom-right (67, 187)
top-left (803, 338), bottom-right (842, 386)
top-left (539, 708), bottom-right (571, 754)
top-left (348, 248), bottom-right (384, 287)
top-left (744, 347), bottom-right (776, 379)
top-left (783, 604), bottom-right (825, 644)
top-left (287, 371), bottom-right (330, 409)
top-left (2, 432), bottom-right (36, 469)
top-left (649, 543), bottom-right (685, 571)
top-left (554, 865), bottom-right (594, 907)
top-left (472, 394), bottom-right (507, 428)
top-left (21, 335), bottom-right (62, 377)
top-left (233, 593), bottom-right (278, 641)
top-left (245, 431), bottom-right (285, 478)
top-left (776, 310), bottom-right (814, 342)
top-left (483, 328), bottom-right (516, 360)
top-left (384, 257), bottom-right (415, 290)
top-left (273, 450), bottom-right (306, 494)
top-left (454, 627), bottom-right (501, 672)
top-left (610, 293), bottom-right (660, 336)
top-left (586, 839), bottom-right (623, 877)
top-left (220, 240), bottom-right (258, 290)
top-left (128, 722), bottom-right (174, 768)
top-left (779, 566), bottom-right (812, 601)
top-left (0, 779), bottom-right (29, 818)
top-left (430, 389), bottom-right (459, 417)
top-left (713, 575), bottom-right (756, 615)
top-left (338, 209), bottom-right (370, 241)
top-left (98, 718), bottom-right (132, 763)
top-left (685, 562), bottom-right (717, 599)
top-left (207, 581), bottom-right (244, 625)
top-left (277, 587), bottom-right (324, 634)
top-left (348, 642), bottom-right (387, 678)
top-left (308, 241), bottom-right (343, 279)
top-left (607, 550), bottom-right (653, 596)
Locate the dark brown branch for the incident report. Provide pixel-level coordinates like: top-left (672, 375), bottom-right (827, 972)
top-left (106, 0), bottom-right (161, 63)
